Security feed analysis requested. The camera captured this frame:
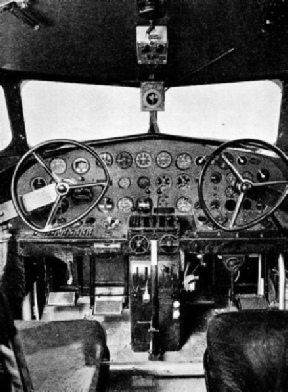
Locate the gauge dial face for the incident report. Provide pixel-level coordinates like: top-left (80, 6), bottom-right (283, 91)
top-left (156, 151), bottom-right (172, 168)
top-left (50, 158), bottom-right (67, 174)
top-left (72, 157), bottom-right (90, 174)
top-left (210, 199), bottom-right (221, 210)
top-left (176, 153), bottom-right (192, 170)
top-left (98, 197), bottom-right (114, 213)
top-left (160, 235), bottom-right (179, 253)
top-left (237, 156), bottom-right (247, 165)
top-left (31, 177), bottom-right (47, 190)
top-left (129, 235), bottom-right (149, 254)
top-left (116, 151), bottom-right (133, 169)
top-left (210, 172), bottom-right (222, 184)
top-left (195, 156), bottom-right (206, 166)
top-left (118, 197), bottom-right (134, 212)
top-left (118, 177), bottom-right (131, 189)
top-left (257, 168), bottom-right (270, 182)
top-left (225, 186), bottom-right (236, 198)
top-left (99, 152), bottom-right (113, 167)
top-left (176, 196), bottom-right (192, 212)
top-left (135, 151), bottom-right (152, 168)
top-left (177, 174), bottom-right (191, 189)
top-left (156, 174), bottom-right (172, 189)
top-left (138, 176), bottom-right (150, 189)
top-left (226, 172), bottom-right (236, 185)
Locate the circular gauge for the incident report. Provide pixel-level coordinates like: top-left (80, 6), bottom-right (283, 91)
top-left (225, 186), bottom-right (236, 198)
top-left (257, 168), bottom-right (270, 183)
top-left (135, 151), bottom-right (152, 168)
top-left (99, 152), bottom-right (113, 167)
top-left (118, 197), bottom-right (134, 212)
top-left (176, 153), bottom-right (192, 170)
top-left (197, 215), bottom-right (209, 225)
top-left (72, 157), bottom-right (90, 174)
top-left (225, 199), bottom-right (236, 211)
top-left (177, 174), bottom-right (191, 189)
top-left (156, 151), bottom-right (172, 168)
top-left (116, 151), bottom-right (133, 169)
top-left (118, 177), bottom-right (131, 189)
top-left (210, 172), bottom-right (222, 184)
top-left (195, 156), bottom-right (206, 166)
top-left (176, 197), bottom-right (192, 212)
top-left (50, 158), bottom-right (67, 174)
top-left (31, 177), bottom-right (47, 190)
top-left (160, 235), bottom-right (179, 253)
top-left (156, 174), bottom-right (172, 189)
top-left (98, 197), bottom-right (114, 213)
top-left (210, 199), bottom-right (221, 210)
top-left (226, 172), bottom-right (236, 184)
top-left (138, 176), bottom-right (150, 189)
top-left (129, 235), bottom-right (149, 254)
top-left (237, 156), bottom-right (247, 165)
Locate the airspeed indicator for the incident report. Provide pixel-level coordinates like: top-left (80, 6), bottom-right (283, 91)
top-left (156, 151), bottom-right (172, 168)
top-left (176, 153), bottom-right (192, 170)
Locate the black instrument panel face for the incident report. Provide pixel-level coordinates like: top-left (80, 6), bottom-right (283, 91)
top-left (15, 136), bottom-right (288, 247)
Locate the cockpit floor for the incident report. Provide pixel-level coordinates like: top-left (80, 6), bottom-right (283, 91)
top-left (103, 310), bottom-right (206, 391)
top-left (108, 371), bottom-right (205, 392)
top-left (103, 310), bottom-right (206, 375)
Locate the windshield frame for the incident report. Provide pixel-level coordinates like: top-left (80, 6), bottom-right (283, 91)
top-left (19, 79), bottom-right (282, 147)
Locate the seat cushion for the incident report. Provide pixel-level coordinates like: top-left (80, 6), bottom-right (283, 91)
top-left (205, 310), bottom-right (288, 392)
top-left (16, 320), bottom-right (108, 392)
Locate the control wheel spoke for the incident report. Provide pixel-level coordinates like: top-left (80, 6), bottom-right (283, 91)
top-left (229, 192), bottom-right (244, 228)
top-left (32, 151), bottom-right (60, 183)
top-left (44, 195), bottom-right (62, 230)
top-left (220, 153), bottom-right (243, 182)
top-left (69, 180), bottom-right (107, 189)
top-left (252, 180), bottom-right (288, 188)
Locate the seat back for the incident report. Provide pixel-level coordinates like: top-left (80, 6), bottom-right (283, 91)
top-left (204, 311), bottom-right (288, 392)
top-left (16, 319), bottom-right (109, 392)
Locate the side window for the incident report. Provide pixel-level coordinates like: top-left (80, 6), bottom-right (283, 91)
top-left (0, 87), bottom-right (11, 150)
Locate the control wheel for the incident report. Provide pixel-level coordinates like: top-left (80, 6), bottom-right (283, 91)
top-left (11, 139), bottom-right (110, 233)
top-left (198, 139), bottom-right (288, 231)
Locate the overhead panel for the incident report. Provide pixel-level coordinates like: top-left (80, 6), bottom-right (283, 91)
top-left (0, 1), bottom-right (287, 86)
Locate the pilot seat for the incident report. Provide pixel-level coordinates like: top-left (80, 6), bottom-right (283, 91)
top-left (204, 310), bottom-right (288, 392)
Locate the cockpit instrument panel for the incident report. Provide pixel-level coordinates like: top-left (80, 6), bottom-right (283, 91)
top-left (14, 135), bottom-right (288, 254)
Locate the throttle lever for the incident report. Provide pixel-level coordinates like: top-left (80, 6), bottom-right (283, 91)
top-left (0, 0), bottom-right (40, 30)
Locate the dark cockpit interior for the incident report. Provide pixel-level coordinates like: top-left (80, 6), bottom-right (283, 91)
top-left (1, 1), bottom-right (288, 391)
